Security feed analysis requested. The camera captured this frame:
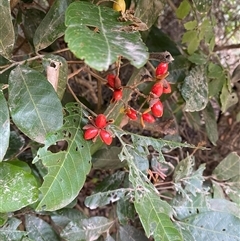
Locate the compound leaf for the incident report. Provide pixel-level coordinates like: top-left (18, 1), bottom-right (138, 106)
top-left (8, 66), bottom-right (63, 143)
top-left (33, 103), bottom-right (91, 211)
top-left (65, 1), bottom-right (148, 71)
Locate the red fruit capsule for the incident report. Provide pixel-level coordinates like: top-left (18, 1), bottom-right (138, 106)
top-left (142, 113), bottom-right (155, 123)
top-left (151, 100), bottom-right (163, 117)
top-left (126, 108), bottom-right (138, 120)
top-left (95, 114), bottom-right (107, 129)
top-left (162, 81), bottom-right (171, 94)
top-left (107, 74), bottom-right (115, 88)
top-left (156, 63), bottom-right (168, 76)
top-left (84, 127), bottom-right (98, 140)
top-left (112, 89), bottom-right (123, 102)
top-left (100, 129), bottom-right (113, 145)
top-left (151, 82), bottom-right (163, 97)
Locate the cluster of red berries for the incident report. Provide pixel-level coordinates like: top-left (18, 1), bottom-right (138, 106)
top-left (83, 114), bottom-right (113, 145)
top-left (126, 62), bottom-right (172, 127)
top-left (83, 59), bottom-right (173, 145)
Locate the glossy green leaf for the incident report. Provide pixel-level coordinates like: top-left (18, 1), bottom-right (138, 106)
top-left (0, 217), bottom-right (26, 241)
top-left (33, 103), bottom-right (91, 211)
top-left (213, 152), bottom-right (240, 180)
top-left (60, 217), bottom-right (114, 241)
top-left (134, 0), bottom-right (163, 29)
top-left (8, 66), bottom-right (63, 143)
top-left (202, 102), bottom-right (218, 145)
top-left (176, 0), bottom-right (191, 19)
top-left (0, 162), bottom-right (38, 212)
top-left (181, 65), bottom-right (208, 112)
top-left (42, 54), bottom-right (68, 99)
top-left (178, 211), bottom-right (240, 241)
top-left (34, 0), bottom-right (72, 51)
top-left (134, 192), bottom-right (183, 241)
top-left (0, 91), bottom-right (10, 161)
top-left (65, 1), bottom-right (148, 71)
top-left (188, 53), bottom-right (207, 65)
top-left (220, 83), bottom-right (238, 112)
top-left (0, 0), bottom-right (15, 59)
top-left (22, 9), bottom-right (46, 46)
top-left (25, 215), bottom-right (60, 241)
top-left (119, 225), bottom-right (149, 241)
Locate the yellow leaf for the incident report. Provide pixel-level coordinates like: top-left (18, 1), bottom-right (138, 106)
top-left (113, 0), bottom-right (126, 12)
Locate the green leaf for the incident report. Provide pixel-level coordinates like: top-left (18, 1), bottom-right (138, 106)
top-left (92, 147), bottom-right (126, 169)
top-left (213, 152), bottom-right (240, 180)
top-left (119, 225), bottom-right (149, 241)
top-left (0, 213), bottom-right (8, 226)
top-left (181, 65), bottom-right (208, 112)
top-left (33, 0), bottom-right (72, 51)
top-left (117, 199), bottom-right (135, 225)
top-left (42, 54), bottom-right (68, 99)
top-left (182, 30), bottom-right (198, 44)
top-left (220, 83), bottom-right (238, 112)
top-left (134, 192), bottom-right (183, 241)
top-left (25, 215), bottom-right (60, 241)
top-left (8, 66), bottom-right (63, 143)
top-left (202, 102), bottom-right (218, 145)
top-left (0, 0), bottom-right (15, 59)
top-left (184, 20), bottom-right (197, 30)
top-left (134, 0), bottom-right (163, 29)
top-left (65, 1), bottom-right (148, 71)
top-left (0, 217), bottom-right (26, 241)
top-left (0, 162), bottom-right (38, 212)
top-left (60, 217), bottom-right (114, 241)
top-left (176, 0), bottom-right (191, 19)
top-left (0, 91), bottom-right (10, 161)
top-left (33, 103), bottom-right (91, 211)
top-left (188, 53), bottom-right (207, 65)
top-left (192, 0), bottom-right (212, 13)
top-left (178, 211), bottom-right (240, 241)
top-left (173, 155), bottom-right (205, 198)
top-left (85, 188), bottom-right (130, 209)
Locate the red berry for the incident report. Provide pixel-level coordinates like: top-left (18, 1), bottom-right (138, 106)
top-left (151, 82), bottom-right (163, 97)
top-left (156, 63), bottom-right (168, 76)
top-left (95, 114), bottom-right (107, 128)
top-left (162, 81), bottom-right (171, 94)
top-left (126, 108), bottom-right (138, 120)
top-left (142, 113), bottom-right (155, 123)
top-left (151, 100), bottom-right (163, 117)
top-left (84, 127), bottom-right (98, 140)
top-left (112, 89), bottom-right (123, 102)
top-left (100, 129), bottom-right (113, 145)
top-left (107, 74), bottom-right (115, 88)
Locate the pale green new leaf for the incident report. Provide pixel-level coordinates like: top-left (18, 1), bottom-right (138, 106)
top-left (0, 162), bottom-right (38, 212)
top-left (181, 65), bottom-right (208, 112)
top-left (34, 0), bottom-right (72, 51)
top-left (61, 217), bottom-right (114, 241)
top-left (0, 90), bottom-right (10, 161)
top-left (176, 0), bottom-right (191, 19)
top-left (178, 211), bottom-right (240, 241)
top-left (8, 66), bottom-right (63, 143)
top-left (42, 54), bottom-right (68, 99)
top-left (33, 103), bottom-right (91, 211)
top-left (135, 192), bottom-right (183, 241)
top-left (220, 83), bottom-right (238, 112)
top-left (0, 217), bottom-right (26, 241)
top-left (0, 0), bottom-right (15, 59)
top-left (213, 152), bottom-right (240, 180)
top-left (65, 1), bottom-right (148, 71)
top-left (25, 215), bottom-right (60, 241)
